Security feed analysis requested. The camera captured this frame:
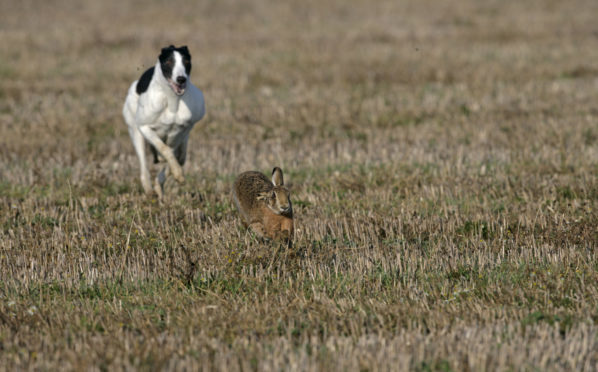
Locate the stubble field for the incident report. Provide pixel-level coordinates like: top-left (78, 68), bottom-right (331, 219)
top-left (1, 0), bottom-right (598, 370)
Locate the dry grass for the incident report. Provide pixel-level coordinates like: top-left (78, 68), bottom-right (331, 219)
top-left (1, 0), bottom-right (598, 370)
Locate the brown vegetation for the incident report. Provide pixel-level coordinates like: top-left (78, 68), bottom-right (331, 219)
top-left (1, 0), bottom-right (597, 370)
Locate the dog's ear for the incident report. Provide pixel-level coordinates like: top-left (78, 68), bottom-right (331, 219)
top-left (178, 46), bottom-right (191, 59)
top-left (160, 45), bottom-right (175, 55)
top-left (159, 45), bottom-right (176, 64)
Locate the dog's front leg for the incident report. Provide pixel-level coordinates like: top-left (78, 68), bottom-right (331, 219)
top-left (128, 125), bottom-right (153, 194)
top-left (138, 126), bottom-right (185, 183)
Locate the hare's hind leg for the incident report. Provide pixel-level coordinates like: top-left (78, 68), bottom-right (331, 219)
top-left (248, 222), bottom-right (267, 238)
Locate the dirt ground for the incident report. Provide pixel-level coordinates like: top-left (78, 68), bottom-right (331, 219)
top-left (1, 0), bottom-right (597, 370)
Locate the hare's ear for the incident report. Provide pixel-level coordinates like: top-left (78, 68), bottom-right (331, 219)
top-left (257, 192), bottom-right (270, 201)
top-left (272, 167), bottom-right (284, 186)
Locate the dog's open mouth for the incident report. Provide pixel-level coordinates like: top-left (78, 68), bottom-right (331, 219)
top-left (168, 80), bottom-right (186, 96)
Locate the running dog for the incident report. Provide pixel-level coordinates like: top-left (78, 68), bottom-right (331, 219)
top-left (122, 45), bottom-right (205, 198)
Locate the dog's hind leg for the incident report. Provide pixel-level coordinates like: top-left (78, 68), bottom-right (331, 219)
top-left (139, 126), bottom-right (185, 184)
top-left (128, 126), bottom-right (153, 194)
top-left (174, 137), bottom-right (188, 167)
top-left (154, 165), bottom-right (170, 199)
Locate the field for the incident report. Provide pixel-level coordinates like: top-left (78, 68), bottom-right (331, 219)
top-left (1, 0), bottom-right (598, 370)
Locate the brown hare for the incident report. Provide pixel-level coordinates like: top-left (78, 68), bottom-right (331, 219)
top-left (232, 167), bottom-right (294, 243)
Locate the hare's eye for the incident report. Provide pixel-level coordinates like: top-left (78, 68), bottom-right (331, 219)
top-left (271, 192), bottom-right (276, 199)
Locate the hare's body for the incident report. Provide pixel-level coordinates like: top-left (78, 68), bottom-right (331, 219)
top-left (233, 168), bottom-right (294, 241)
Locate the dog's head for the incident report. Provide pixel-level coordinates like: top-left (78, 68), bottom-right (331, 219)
top-left (159, 45), bottom-right (191, 96)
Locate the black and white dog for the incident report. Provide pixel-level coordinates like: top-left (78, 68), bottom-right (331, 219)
top-left (123, 45), bottom-right (205, 197)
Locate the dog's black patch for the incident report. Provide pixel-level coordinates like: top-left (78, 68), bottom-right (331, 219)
top-left (136, 66), bottom-right (155, 95)
top-left (159, 45), bottom-right (176, 80)
top-left (159, 45), bottom-right (192, 79)
top-left (177, 46), bottom-right (192, 75)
